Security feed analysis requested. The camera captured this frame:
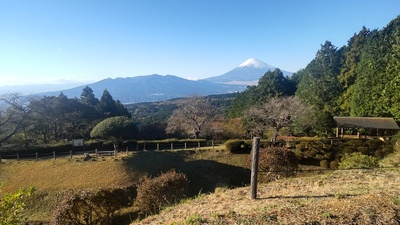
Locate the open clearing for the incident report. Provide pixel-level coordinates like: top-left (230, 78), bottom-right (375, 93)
top-left (136, 168), bottom-right (400, 224)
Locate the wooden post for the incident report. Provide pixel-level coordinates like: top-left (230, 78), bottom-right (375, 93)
top-left (171, 143), bottom-right (173, 151)
top-left (157, 143), bottom-right (160, 151)
top-left (17, 153), bottom-right (19, 161)
top-left (184, 142), bottom-right (187, 150)
top-left (0, 154), bottom-right (2, 163)
top-left (70, 150), bottom-right (72, 159)
top-left (53, 151), bottom-right (56, 160)
top-left (250, 137), bottom-right (260, 199)
top-left (198, 142), bottom-right (200, 148)
top-left (36, 152), bottom-right (38, 161)
top-left (212, 140), bottom-right (214, 149)
top-left (126, 147), bottom-right (128, 155)
top-left (143, 142), bottom-right (146, 151)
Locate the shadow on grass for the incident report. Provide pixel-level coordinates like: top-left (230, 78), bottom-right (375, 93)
top-left (122, 151), bottom-right (251, 197)
top-left (258, 193), bottom-right (358, 200)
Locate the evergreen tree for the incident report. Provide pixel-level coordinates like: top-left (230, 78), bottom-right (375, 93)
top-left (227, 68), bottom-right (295, 118)
top-left (349, 17), bottom-right (400, 119)
top-left (295, 41), bottom-right (344, 114)
top-left (97, 89), bottom-right (117, 116)
top-left (337, 27), bottom-right (372, 115)
top-left (80, 86), bottom-right (99, 107)
top-left (97, 89), bottom-right (130, 117)
top-left (255, 68), bottom-right (295, 102)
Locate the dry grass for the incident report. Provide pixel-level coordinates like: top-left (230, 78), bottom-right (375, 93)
top-left (0, 156), bottom-right (135, 192)
top-left (135, 168), bottom-right (400, 224)
top-left (0, 149), bottom-right (248, 223)
top-left (2, 149), bottom-right (400, 224)
top-left (0, 155), bottom-right (140, 222)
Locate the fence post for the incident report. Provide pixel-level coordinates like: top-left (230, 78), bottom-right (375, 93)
top-left (17, 153), bottom-right (19, 161)
top-left (212, 140), bottom-right (214, 149)
top-left (198, 142), bottom-right (200, 148)
top-left (53, 151), bottom-right (56, 160)
top-left (36, 152), bottom-right (38, 161)
top-left (157, 143), bottom-right (160, 151)
top-left (184, 142), bottom-right (187, 150)
top-left (70, 150), bottom-right (72, 159)
top-left (171, 143), bottom-right (173, 151)
top-left (0, 154), bottom-right (2, 163)
top-left (126, 147), bottom-right (128, 155)
top-left (250, 137), bottom-right (260, 199)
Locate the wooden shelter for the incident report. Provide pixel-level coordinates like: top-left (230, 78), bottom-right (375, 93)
top-left (334, 117), bottom-right (400, 138)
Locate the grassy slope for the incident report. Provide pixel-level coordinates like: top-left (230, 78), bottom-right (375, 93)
top-left (0, 156), bottom-right (139, 221)
top-left (0, 158), bottom-right (135, 192)
top-left (0, 148), bottom-right (250, 222)
top-left (136, 168), bottom-right (400, 224)
top-left (1, 149), bottom-right (400, 224)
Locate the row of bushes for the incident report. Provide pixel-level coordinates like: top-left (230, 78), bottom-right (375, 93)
top-left (225, 138), bottom-right (395, 169)
top-left (25, 170), bottom-right (189, 225)
top-left (257, 146), bottom-right (383, 182)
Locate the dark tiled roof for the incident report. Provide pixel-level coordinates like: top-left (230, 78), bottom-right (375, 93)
top-left (334, 117), bottom-right (400, 129)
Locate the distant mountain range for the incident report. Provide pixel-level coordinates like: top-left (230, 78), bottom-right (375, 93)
top-left (6, 58), bottom-right (293, 103)
top-left (39, 75), bottom-right (246, 103)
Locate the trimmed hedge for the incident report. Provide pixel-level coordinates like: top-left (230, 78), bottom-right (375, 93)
top-left (134, 170), bottom-right (188, 215)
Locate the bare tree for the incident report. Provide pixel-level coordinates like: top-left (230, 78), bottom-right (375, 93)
top-left (244, 96), bottom-right (310, 144)
top-left (166, 97), bottom-right (216, 139)
top-left (0, 93), bottom-right (31, 145)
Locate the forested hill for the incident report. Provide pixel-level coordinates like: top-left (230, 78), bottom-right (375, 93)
top-left (228, 15), bottom-right (400, 121)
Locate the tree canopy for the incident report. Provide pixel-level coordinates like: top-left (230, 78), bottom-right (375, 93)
top-left (90, 116), bottom-right (138, 150)
top-left (228, 68), bottom-right (296, 118)
top-left (166, 97), bottom-right (217, 139)
top-left (243, 96), bottom-right (311, 142)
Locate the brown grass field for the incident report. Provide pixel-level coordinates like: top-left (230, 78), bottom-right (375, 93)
top-left (136, 168), bottom-right (400, 224)
top-left (1, 147), bottom-right (400, 224)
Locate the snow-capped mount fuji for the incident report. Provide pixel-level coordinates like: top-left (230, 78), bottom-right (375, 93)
top-left (204, 58), bottom-right (293, 85)
top-left (238, 58), bottom-right (272, 68)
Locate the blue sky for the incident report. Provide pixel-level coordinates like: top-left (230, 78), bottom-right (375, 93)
top-left (1, 0), bottom-right (399, 86)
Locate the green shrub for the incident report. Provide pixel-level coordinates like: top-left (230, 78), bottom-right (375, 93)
top-left (320, 159), bottom-right (329, 169)
top-left (308, 141), bottom-right (324, 150)
top-left (364, 139), bottom-right (383, 151)
top-left (225, 140), bottom-right (251, 154)
top-left (338, 152), bottom-right (379, 169)
top-left (342, 139), bottom-right (364, 148)
top-left (342, 146), bottom-right (357, 154)
top-left (390, 131), bottom-right (400, 145)
top-left (0, 186), bottom-right (34, 225)
top-left (382, 145), bottom-right (394, 155)
top-left (295, 142), bottom-right (307, 150)
top-left (258, 147), bottom-right (299, 180)
top-left (380, 149), bottom-right (400, 167)
top-left (357, 146), bottom-right (370, 155)
top-left (134, 170), bottom-right (188, 215)
top-left (330, 160), bottom-right (339, 169)
top-left (51, 187), bottom-right (131, 225)
top-left (374, 149), bottom-right (385, 159)
top-left (323, 152), bottom-right (333, 160)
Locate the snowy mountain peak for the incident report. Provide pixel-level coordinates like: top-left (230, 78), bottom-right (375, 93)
top-left (238, 58), bottom-right (270, 68)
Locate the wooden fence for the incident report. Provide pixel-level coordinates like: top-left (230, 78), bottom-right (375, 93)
top-left (0, 141), bottom-right (216, 162)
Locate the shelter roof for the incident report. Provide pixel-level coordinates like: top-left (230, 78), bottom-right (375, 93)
top-left (334, 117), bottom-right (400, 130)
